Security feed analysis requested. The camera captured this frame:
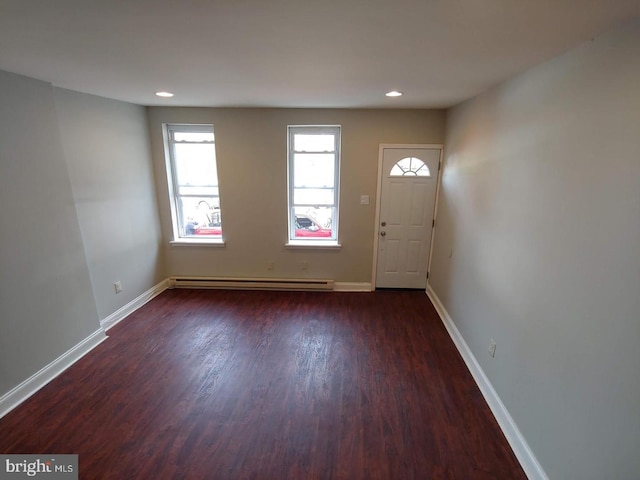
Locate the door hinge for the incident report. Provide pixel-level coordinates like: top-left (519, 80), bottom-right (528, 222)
top-left (427, 271), bottom-right (430, 279)
top-left (432, 219), bottom-right (435, 228)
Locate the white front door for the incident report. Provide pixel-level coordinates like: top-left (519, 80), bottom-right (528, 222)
top-left (376, 147), bottom-right (440, 289)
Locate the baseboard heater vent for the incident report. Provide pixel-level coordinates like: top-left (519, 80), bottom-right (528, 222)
top-left (169, 276), bottom-right (334, 291)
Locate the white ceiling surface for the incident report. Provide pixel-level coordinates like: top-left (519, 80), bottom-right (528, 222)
top-left (0, 1), bottom-right (638, 108)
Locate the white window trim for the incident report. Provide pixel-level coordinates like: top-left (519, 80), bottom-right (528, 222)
top-left (286, 125), bottom-right (341, 247)
top-left (169, 238), bottom-right (226, 247)
top-left (285, 240), bottom-right (342, 249)
top-left (163, 123), bottom-right (225, 246)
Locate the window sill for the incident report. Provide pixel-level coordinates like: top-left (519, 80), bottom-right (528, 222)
top-left (285, 241), bottom-right (342, 250)
top-left (170, 239), bottom-right (226, 247)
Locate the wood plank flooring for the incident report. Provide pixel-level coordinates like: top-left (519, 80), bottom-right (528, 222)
top-left (0, 289), bottom-right (526, 479)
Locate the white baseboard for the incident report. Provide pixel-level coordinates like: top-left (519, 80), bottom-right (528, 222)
top-left (0, 279), bottom-right (170, 419)
top-left (426, 284), bottom-right (548, 480)
top-left (101, 278), bottom-right (170, 331)
top-left (0, 329), bottom-right (107, 419)
top-left (334, 282), bottom-right (373, 292)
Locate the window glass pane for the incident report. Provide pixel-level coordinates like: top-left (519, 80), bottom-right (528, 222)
top-left (294, 134), bottom-right (334, 152)
top-left (174, 144), bottom-right (218, 187)
top-left (414, 164), bottom-right (430, 176)
top-left (398, 157), bottom-right (411, 170)
top-left (178, 186), bottom-right (219, 196)
top-left (288, 125), bottom-right (339, 242)
top-left (390, 164), bottom-right (404, 176)
top-left (294, 188), bottom-right (334, 205)
top-left (179, 197), bottom-right (222, 237)
top-left (293, 207), bottom-right (333, 239)
top-left (294, 154), bottom-right (334, 187)
top-left (390, 157), bottom-right (431, 177)
top-left (174, 131), bottom-right (214, 142)
top-left (167, 124), bottom-right (223, 240)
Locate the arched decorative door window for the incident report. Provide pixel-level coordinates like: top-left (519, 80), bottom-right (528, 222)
top-left (389, 157), bottom-right (431, 177)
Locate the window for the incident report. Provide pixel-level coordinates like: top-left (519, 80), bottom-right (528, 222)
top-left (164, 124), bottom-right (223, 242)
top-left (390, 157), bottom-right (431, 177)
top-left (287, 126), bottom-right (340, 243)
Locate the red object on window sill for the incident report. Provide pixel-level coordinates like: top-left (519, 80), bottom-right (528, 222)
top-left (194, 226), bottom-right (222, 236)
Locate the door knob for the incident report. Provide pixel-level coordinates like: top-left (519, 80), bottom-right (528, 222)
top-left (380, 231), bottom-right (386, 236)
top-left (381, 222), bottom-right (386, 226)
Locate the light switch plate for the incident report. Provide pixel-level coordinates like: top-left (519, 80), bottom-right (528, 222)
top-left (360, 195), bottom-right (370, 205)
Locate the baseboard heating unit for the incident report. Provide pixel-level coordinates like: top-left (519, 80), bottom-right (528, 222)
top-left (168, 276), bottom-right (335, 291)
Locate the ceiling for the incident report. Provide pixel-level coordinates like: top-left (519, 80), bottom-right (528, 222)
top-left (0, 0), bottom-right (638, 108)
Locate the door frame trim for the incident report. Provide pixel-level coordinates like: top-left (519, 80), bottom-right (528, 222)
top-left (371, 144), bottom-right (444, 290)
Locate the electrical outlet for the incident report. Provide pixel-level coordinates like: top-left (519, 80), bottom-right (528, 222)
top-left (301, 261), bottom-right (309, 271)
top-left (489, 339), bottom-right (497, 358)
top-left (267, 262), bottom-right (274, 271)
top-left (114, 281), bottom-right (122, 294)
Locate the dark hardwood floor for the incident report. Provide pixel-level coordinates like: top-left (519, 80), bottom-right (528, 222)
top-left (0, 289), bottom-right (526, 479)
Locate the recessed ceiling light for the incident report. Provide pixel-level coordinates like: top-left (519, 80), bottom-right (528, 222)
top-left (385, 91), bottom-right (403, 97)
top-left (155, 91), bottom-right (174, 98)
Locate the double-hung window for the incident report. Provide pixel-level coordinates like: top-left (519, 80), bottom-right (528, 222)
top-left (287, 125), bottom-right (340, 244)
top-left (164, 124), bottom-right (223, 242)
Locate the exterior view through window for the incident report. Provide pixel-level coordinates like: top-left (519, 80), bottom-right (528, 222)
top-left (287, 126), bottom-right (340, 242)
top-left (390, 157), bottom-right (431, 177)
top-left (165, 124), bottom-right (222, 239)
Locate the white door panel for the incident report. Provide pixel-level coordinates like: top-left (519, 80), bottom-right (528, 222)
top-left (376, 148), bottom-right (439, 289)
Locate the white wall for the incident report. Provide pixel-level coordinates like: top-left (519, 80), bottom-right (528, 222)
top-left (0, 71), bottom-right (103, 397)
top-left (53, 88), bottom-right (164, 320)
top-left (430, 20), bottom-right (640, 479)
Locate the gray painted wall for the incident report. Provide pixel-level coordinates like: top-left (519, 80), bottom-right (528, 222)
top-left (0, 71), bottom-right (103, 396)
top-left (429, 20), bottom-right (640, 479)
top-left (53, 88), bottom-right (164, 321)
top-left (147, 107), bottom-right (444, 283)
